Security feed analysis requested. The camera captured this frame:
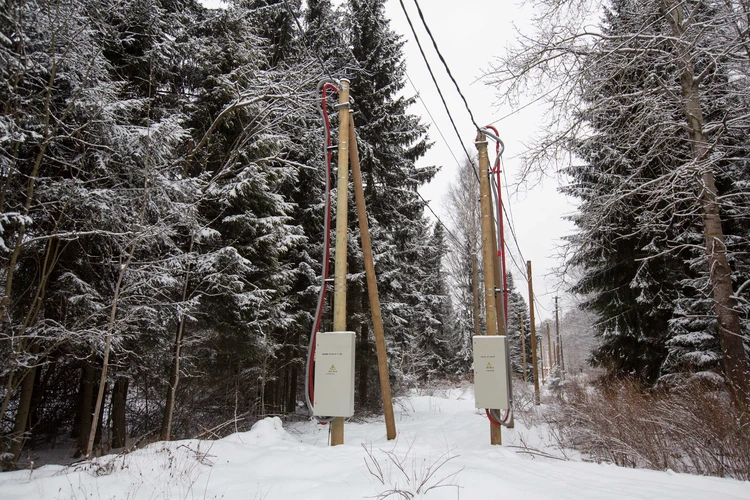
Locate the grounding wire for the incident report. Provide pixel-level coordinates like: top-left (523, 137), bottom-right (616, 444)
top-left (397, 0), bottom-right (479, 183)
top-left (411, 0), bottom-right (481, 132)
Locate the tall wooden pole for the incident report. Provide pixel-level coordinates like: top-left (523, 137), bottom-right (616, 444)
top-left (330, 79), bottom-right (350, 446)
top-left (527, 261), bottom-right (540, 404)
top-left (349, 111), bottom-right (396, 441)
top-left (488, 172), bottom-right (512, 429)
top-left (476, 131), bottom-right (502, 445)
top-left (521, 312), bottom-right (527, 383)
top-left (471, 247), bottom-right (481, 338)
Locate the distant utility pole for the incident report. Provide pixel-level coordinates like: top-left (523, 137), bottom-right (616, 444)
top-left (527, 261), bottom-right (540, 404)
top-left (539, 336), bottom-right (545, 384)
top-left (555, 296), bottom-right (565, 374)
top-left (547, 323), bottom-right (553, 370)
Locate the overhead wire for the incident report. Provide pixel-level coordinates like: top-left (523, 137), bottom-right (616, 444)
top-left (416, 191), bottom-right (463, 247)
top-left (397, 0), bottom-right (479, 182)
top-left (400, 0), bottom-right (533, 283)
top-left (406, 73), bottom-right (462, 169)
top-left (411, 0), bottom-right (481, 132)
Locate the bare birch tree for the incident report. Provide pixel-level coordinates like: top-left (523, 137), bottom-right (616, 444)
top-left (484, 0), bottom-right (750, 408)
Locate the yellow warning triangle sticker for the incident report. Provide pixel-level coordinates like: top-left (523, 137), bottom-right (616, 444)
top-left (330, 365), bottom-right (336, 371)
top-left (487, 362), bottom-right (493, 369)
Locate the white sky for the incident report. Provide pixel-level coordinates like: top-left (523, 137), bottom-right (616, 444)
top-left (201, 0), bottom-right (578, 320)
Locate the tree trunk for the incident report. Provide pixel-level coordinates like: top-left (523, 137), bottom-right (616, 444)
top-left (663, 0), bottom-right (750, 412)
top-left (75, 361), bottom-right (95, 457)
top-left (161, 232), bottom-right (194, 441)
top-left (8, 365), bottom-right (37, 467)
top-left (286, 344), bottom-right (298, 414)
top-left (94, 381), bottom-right (107, 448)
top-left (86, 248), bottom-right (135, 458)
top-left (111, 377), bottom-right (129, 449)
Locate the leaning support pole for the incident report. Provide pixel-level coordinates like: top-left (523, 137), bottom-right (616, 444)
top-left (331, 79), bottom-right (350, 446)
top-left (521, 312), bottom-right (527, 383)
top-left (476, 131), bottom-right (502, 445)
top-left (527, 261), bottom-right (540, 405)
top-left (488, 198), bottom-right (512, 429)
top-left (349, 111), bottom-right (397, 441)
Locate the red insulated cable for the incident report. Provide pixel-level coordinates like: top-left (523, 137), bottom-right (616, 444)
top-left (309, 82), bottom-right (339, 409)
top-left (486, 408), bottom-right (511, 426)
top-left (485, 125), bottom-right (508, 326)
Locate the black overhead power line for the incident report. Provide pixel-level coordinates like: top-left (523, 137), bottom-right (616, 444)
top-left (406, 73), bottom-right (462, 169)
top-left (411, 0), bottom-right (481, 132)
top-left (397, 0), bottom-right (479, 182)
top-left (416, 190), bottom-right (462, 247)
top-left (401, 0), bottom-right (539, 296)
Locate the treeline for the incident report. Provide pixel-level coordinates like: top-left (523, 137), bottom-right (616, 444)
top-left (487, 0), bottom-right (750, 406)
top-left (0, 0), bottom-right (459, 467)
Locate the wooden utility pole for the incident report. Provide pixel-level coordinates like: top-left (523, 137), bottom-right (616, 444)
top-left (349, 112), bottom-right (396, 441)
top-left (527, 261), bottom-right (540, 404)
top-left (488, 173), bottom-right (512, 430)
top-left (547, 323), bottom-right (553, 370)
top-left (476, 130), bottom-right (502, 445)
top-left (539, 337), bottom-right (545, 384)
top-left (554, 342), bottom-right (559, 367)
top-left (471, 245), bottom-right (481, 338)
top-left (555, 296), bottom-right (565, 373)
top-left (330, 79), bottom-right (350, 446)
top-left (520, 312), bottom-right (527, 383)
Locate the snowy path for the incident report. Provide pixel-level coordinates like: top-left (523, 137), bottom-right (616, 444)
top-left (1, 385), bottom-right (748, 499)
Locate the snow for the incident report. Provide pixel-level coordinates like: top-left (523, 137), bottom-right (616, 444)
top-left (1, 385), bottom-right (747, 499)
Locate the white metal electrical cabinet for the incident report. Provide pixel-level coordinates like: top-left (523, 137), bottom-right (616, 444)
top-left (313, 331), bottom-right (356, 417)
top-left (473, 335), bottom-right (510, 410)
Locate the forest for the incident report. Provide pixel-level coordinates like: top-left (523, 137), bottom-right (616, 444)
top-left (1, 0), bottom-right (749, 476)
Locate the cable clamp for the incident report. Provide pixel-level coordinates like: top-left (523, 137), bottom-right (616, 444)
top-left (324, 278), bottom-right (335, 283)
top-left (333, 102), bottom-right (350, 111)
top-left (326, 145), bottom-right (337, 152)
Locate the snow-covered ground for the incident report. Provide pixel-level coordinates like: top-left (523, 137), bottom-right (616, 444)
top-left (1, 385), bottom-right (748, 499)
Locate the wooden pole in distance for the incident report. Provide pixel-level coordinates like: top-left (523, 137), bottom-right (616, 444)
top-left (330, 79), bottom-right (350, 446)
top-left (349, 111), bottom-right (396, 441)
top-left (547, 323), bottom-right (553, 371)
top-left (476, 131), bottom-right (502, 445)
top-left (555, 296), bottom-right (565, 374)
top-left (554, 342), bottom-right (559, 367)
top-left (521, 312), bottom-right (527, 383)
top-left (539, 336), bottom-right (545, 384)
top-left (527, 261), bottom-right (540, 404)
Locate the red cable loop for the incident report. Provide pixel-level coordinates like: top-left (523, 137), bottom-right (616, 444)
top-left (485, 408), bottom-right (511, 426)
top-left (309, 83), bottom-right (339, 410)
top-left (485, 125), bottom-right (508, 325)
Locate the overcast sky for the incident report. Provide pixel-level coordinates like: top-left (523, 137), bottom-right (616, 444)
top-left (202, 0), bottom-right (578, 320)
